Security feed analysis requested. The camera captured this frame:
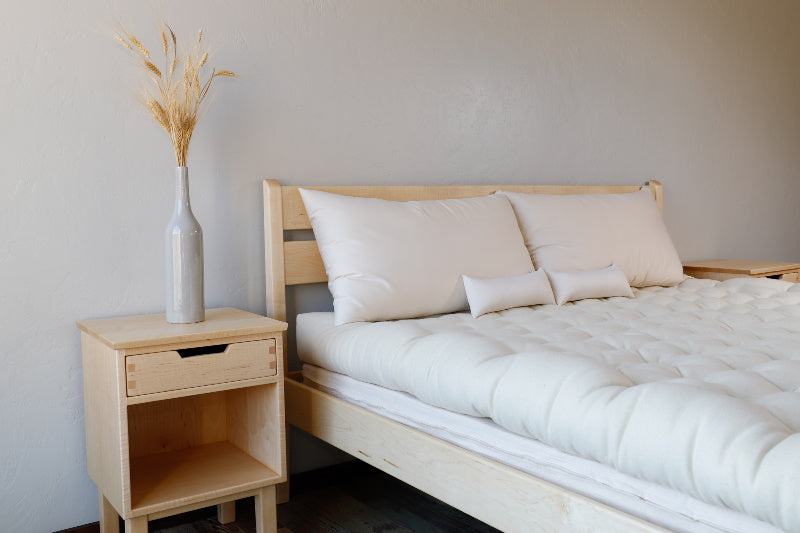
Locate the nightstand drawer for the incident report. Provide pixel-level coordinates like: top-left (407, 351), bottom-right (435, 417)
top-left (126, 339), bottom-right (277, 397)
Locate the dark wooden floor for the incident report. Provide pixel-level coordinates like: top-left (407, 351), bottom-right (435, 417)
top-left (63, 461), bottom-right (498, 533)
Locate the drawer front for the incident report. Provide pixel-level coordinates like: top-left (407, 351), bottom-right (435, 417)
top-left (126, 339), bottom-right (277, 397)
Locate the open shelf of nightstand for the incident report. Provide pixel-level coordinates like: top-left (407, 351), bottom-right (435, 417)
top-left (129, 441), bottom-right (280, 516)
top-left (124, 382), bottom-right (285, 518)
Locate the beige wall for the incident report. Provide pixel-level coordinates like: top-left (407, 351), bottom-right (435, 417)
top-left (1, 1), bottom-right (800, 530)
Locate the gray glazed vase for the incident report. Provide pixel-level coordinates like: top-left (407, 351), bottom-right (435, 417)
top-left (165, 166), bottom-right (205, 323)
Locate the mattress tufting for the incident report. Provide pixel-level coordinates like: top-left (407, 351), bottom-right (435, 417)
top-left (297, 277), bottom-right (800, 531)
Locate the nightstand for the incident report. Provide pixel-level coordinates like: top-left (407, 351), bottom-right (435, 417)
top-left (77, 308), bottom-right (288, 533)
top-left (683, 259), bottom-right (800, 282)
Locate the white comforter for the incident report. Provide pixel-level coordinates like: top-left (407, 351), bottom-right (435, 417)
top-left (297, 277), bottom-right (800, 531)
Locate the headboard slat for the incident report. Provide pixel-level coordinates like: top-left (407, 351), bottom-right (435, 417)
top-left (281, 183), bottom-right (660, 230)
top-left (284, 241), bottom-right (327, 285)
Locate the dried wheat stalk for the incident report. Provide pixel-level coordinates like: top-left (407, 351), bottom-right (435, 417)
top-left (116, 23), bottom-right (236, 166)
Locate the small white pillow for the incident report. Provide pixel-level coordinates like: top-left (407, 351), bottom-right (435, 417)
top-left (299, 189), bottom-right (534, 325)
top-left (499, 188), bottom-right (683, 288)
top-left (463, 270), bottom-right (555, 317)
top-left (546, 265), bottom-right (634, 305)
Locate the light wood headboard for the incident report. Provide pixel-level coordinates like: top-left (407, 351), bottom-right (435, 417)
top-left (262, 180), bottom-right (663, 322)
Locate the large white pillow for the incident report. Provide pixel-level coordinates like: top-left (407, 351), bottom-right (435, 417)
top-left (299, 189), bottom-right (534, 325)
top-left (463, 270), bottom-right (555, 317)
top-left (499, 188), bottom-right (683, 287)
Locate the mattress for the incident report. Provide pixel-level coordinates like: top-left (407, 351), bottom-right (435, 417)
top-left (301, 364), bottom-right (780, 533)
top-left (297, 277), bottom-right (800, 532)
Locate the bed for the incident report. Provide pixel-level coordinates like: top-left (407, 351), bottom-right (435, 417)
top-left (262, 180), bottom-right (798, 533)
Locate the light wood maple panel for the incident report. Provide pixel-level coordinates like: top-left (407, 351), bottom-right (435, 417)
top-left (279, 181), bottom-right (663, 230)
top-left (124, 375), bottom-right (281, 405)
top-left (81, 332), bottom-right (129, 515)
top-left (683, 259), bottom-right (800, 277)
top-left (227, 383), bottom-right (287, 483)
top-left (263, 180), bottom-right (288, 322)
top-left (127, 393), bottom-right (228, 459)
top-left (126, 339), bottom-right (277, 397)
top-left (128, 441), bottom-right (281, 517)
top-left (283, 241), bottom-right (327, 286)
top-left (99, 493), bottom-right (119, 533)
top-left (78, 307), bottom-right (286, 351)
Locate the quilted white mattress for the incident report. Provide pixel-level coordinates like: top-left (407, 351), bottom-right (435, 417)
top-left (297, 277), bottom-right (800, 531)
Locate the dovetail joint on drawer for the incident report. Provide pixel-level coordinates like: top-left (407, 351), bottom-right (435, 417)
top-left (125, 338), bottom-right (277, 397)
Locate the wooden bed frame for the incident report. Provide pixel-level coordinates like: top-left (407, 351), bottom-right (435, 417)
top-left (263, 179), bottom-right (670, 533)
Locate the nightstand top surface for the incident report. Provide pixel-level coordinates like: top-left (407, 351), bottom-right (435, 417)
top-left (77, 307), bottom-right (287, 349)
top-left (682, 259), bottom-right (800, 276)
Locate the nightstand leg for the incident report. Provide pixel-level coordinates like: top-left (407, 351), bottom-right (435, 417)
top-left (255, 485), bottom-right (277, 533)
top-left (217, 501), bottom-right (236, 524)
top-left (124, 516), bottom-right (147, 533)
top-left (98, 492), bottom-right (119, 533)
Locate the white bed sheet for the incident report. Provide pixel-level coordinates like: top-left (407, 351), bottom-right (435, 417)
top-left (297, 277), bottom-right (800, 532)
top-left (301, 363), bottom-right (780, 533)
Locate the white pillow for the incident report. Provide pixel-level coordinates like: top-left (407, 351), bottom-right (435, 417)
top-left (546, 265), bottom-right (634, 305)
top-left (299, 189), bottom-right (534, 325)
top-left (499, 188), bottom-right (683, 288)
top-left (463, 270), bottom-right (555, 317)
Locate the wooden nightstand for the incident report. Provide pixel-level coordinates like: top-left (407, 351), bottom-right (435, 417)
top-left (683, 259), bottom-right (800, 282)
top-left (77, 308), bottom-right (288, 533)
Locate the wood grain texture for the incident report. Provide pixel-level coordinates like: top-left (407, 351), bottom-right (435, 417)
top-left (81, 332), bottom-right (129, 516)
top-left (78, 308), bottom-right (286, 351)
top-left (227, 384), bottom-right (287, 480)
top-left (124, 375), bottom-right (281, 406)
top-left (127, 392), bottom-right (228, 459)
top-left (126, 340), bottom-right (277, 397)
top-left (280, 182), bottom-right (661, 230)
top-left (285, 377), bottom-right (667, 533)
top-left (284, 241), bottom-right (327, 286)
top-left (99, 492), bottom-right (119, 533)
top-left (682, 259), bottom-right (800, 276)
top-left (264, 180), bottom-right (288, 322)
top-left (129, 442), bottom-right (281, 517)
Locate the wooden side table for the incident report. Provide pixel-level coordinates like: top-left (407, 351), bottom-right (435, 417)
top-left (683, 259), bottom-right (800, 282)
top-left (77, 308), bottom-right (288, 533)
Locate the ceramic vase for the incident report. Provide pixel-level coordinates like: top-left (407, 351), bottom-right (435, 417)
top-left (165, 166), bottom-right (205, 323)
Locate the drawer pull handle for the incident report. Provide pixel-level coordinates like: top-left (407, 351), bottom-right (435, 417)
top-left (178, 344), bottom-right (229, 358)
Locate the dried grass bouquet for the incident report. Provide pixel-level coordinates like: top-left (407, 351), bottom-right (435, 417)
top-left (116, 23), bottom-right (235, 166)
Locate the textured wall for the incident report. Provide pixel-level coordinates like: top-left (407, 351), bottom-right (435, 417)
top-left (2, 1), bottom-right (800, 530)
